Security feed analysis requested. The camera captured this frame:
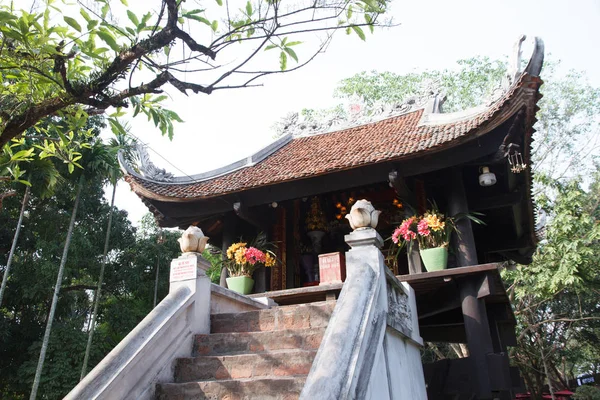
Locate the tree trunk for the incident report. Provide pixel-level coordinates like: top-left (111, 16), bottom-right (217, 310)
top-left (153, 255), bottom-right (160, 308)
top-left (0, 185), bottom-right (30, 307)
top-left (79, 183), bottom-right (116, 380)
top-left (538, 332), bottom-right (556, 400)
top-left (30, 176), bottom-right (84, 400)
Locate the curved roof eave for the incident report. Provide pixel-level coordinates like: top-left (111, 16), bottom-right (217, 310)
top-left (123, 36), bottom-right (545, 204)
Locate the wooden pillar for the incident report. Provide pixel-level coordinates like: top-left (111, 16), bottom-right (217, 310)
top-left (448, 167), bottom-right (478, 267)
top-left (459, 277), bottom-right (494, 399)
top-left (220, 213), bottom-right (236, 287)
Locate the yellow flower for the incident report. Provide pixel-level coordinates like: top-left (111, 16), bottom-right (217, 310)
top-left (264, 252), bottom-right (276, 267)
top-left (424, 213), bottom-right (445, 232)
top-left (234, 247), bottom-right (247, 264)
top-left (227, 242), bottom-right (247, 259)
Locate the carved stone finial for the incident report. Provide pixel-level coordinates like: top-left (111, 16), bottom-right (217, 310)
top-left (345, 199), bottom-right (381, 231)
top-left (135, 144), bottom-right (175, 182)
top-left (178, 226), bottom-right (209, 254)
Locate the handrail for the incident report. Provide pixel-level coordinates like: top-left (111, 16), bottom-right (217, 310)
top-left (301, 227), bottom-right (424, 400)
top-left (65, 286), bottom-right (193, 400)
top-left (300, 230), bottom-right (389, 399)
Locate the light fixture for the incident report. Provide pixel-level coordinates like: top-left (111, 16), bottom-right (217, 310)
top-left (479, 166), bottom-right (497, 187)
top-left (508, 151), bottom-right (527, 173)
top-left (271, 201), bottom-right (278, 208)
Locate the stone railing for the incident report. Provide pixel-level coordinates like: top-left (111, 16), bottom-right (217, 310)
top-left (300, 227), bottom-right (426, 400)
top-left (65, 253), bottom-right (267, 400)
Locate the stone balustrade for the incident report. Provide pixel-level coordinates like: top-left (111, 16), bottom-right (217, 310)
top-left (300, 227), bottom-right (426, 400)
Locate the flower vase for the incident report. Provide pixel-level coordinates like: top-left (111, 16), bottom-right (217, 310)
top-left (226, 276), bottom-right (255, 295)
top-left (419, 247), bottom-right (448, 272)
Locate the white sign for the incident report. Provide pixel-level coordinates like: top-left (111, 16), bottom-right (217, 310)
top-left (170, 257), bottom-right (197, 282)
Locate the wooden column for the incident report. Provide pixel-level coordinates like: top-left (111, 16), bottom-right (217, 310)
top-left (220, 213), bottom-right (236, 287)
top-left (459, 277), bottom-right (494, 399)
top-left (448, 167), bottom-right (478, 267)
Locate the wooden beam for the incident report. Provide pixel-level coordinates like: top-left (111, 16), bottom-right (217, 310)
top-left (397, 263), bottom-right (500, 283)
top-left (420, 324), bottom-right (466, 343)
top-left (233, 201), bottom-right (270, 231)
top-left (471, 191), bottom-right (523, 211)
top-left (416, 284), bottom-right (461, 319)
top-left (477, 273), bottom-right (494, 299)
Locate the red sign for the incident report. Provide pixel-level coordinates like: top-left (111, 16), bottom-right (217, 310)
top-left (318, 252), bottom-right (346, 285)
top-left (170, 257), bottom-right (197, 282)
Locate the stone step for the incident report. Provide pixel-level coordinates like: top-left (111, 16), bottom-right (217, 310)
top-left (210, 300), bottom-right (336, 334)
top-left (175, 349), bottom-right (317, 383)
top-left (193, 328), bottom-right (326, 357)
top-left (156, 377), bottom-right (306, 400)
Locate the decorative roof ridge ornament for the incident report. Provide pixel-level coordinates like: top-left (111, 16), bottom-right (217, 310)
top-left (482, 35), bottom-right (527, 107)
top-left (277, 80), bottom-right (444, 139)
top-left (130, 143), bottom-right (175, 183)
top-left (420, 35), bottom-right (544, 126)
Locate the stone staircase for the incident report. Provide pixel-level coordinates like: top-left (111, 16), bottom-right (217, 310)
top-left (156, 300), bottom-right (336, 400)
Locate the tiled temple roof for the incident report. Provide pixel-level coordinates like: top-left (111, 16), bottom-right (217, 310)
top-left (124, 73), bottom-right (542, 203)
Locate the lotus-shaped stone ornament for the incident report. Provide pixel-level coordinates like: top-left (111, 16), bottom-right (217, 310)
top-left (178, 226), bottom-right (210, 253)
top-left (345, 199), bottom-right (381, 230)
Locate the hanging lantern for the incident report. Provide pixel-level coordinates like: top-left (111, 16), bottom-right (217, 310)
top-left (508, 151), bottom-right (527, 173)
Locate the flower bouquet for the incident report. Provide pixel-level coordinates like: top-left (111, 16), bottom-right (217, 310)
top-left (392, 209), bottom-right (483, 272)
top-left (225, 242), bottom-right (276, 294)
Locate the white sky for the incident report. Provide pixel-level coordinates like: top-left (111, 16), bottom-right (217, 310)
top-left (106, 0), bottom-right (600, 225)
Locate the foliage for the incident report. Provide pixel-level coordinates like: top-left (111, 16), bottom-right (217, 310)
top-left (335, 57), bottom-right (507, 112)
top-left (202, 248), bottom-right (224, 284)
top-left (573, 386), bottom-right (600, 400)
top-left (0, 0), bottom-right (391, 166)
top-left (502, 173), bottom-right (600, 397)
top-left (0, 178), bottom-right (180, 399)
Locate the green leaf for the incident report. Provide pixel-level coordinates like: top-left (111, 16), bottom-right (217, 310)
top-left (211, 20), bottom-right (218, 32)
top-left (63, 16), bottom-right (82, 32)
top-left (0, 11), bottom-right (17, 22)
top-left (97, 30), bottom-right (120, 52)
top-left (264, 44), bottom-right (278, 51)
top-left (351, 25), bottom-right (366, 41)
top-left (245, 1), bottom-right (253, 16)
top-left (284, 47), bottom-right (298, 63)
top-left (127, 10), bottom-right (140, 27)
top-left (286, 41), bottom-right (302, 47)
top-left (364, 14), bottom-right (374, 33)
top-left (216, 0), bottom-right (223, 6)
top-left (183, 9), bottom-right (206, 15)
top-left (120, 0), bottom-right (129, 5)
top-left (87, 20), bottom-right (98, 30)
top-left (279, 51), bottom-right (287, 71)
top-left (184, 14), bottom-right (211, 25)
top-left (141, 12), bottom-right (152, 26)
top-left (79, 8), bottom-right (91, 22)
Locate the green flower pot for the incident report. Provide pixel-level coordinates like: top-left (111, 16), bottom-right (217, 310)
top-left (226, 276), bottom-right (255, 295)
top-left (419, 247), bottom-right (448, 272)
